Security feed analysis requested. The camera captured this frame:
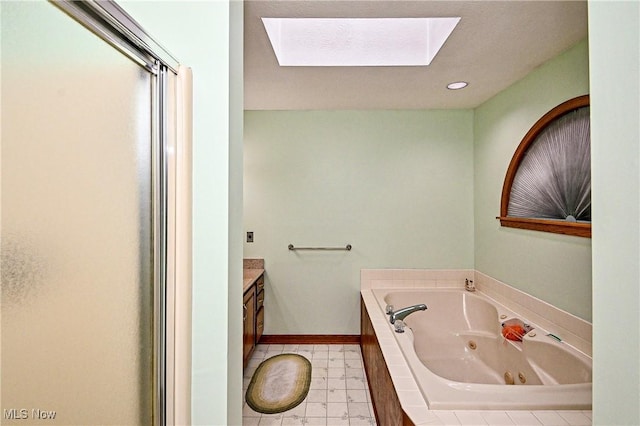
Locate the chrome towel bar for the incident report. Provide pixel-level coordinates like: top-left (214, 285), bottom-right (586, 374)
top-left (288, 244), bottom-right (352, 251)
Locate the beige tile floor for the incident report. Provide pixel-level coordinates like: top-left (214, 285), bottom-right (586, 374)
top-left (242, 344), bottom-right (377, 426)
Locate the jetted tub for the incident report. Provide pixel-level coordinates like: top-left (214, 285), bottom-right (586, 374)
top-left (372, 288), bottom-right (592, 410)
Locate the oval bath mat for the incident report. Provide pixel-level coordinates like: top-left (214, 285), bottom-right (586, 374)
top-left (245, 353), bottom-right (312, 414)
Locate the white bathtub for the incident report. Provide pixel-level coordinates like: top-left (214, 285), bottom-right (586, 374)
top-left (372, 288), bottom-right (592, 410)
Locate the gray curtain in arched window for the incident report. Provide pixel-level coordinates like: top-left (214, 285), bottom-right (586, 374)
top-left (507, 107), bottom-right (591, 222)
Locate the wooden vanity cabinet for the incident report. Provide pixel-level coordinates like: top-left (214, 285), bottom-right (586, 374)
top-left (243, 288), bottom-right (256, 368)
top-left (242, 271), bottom-right (265, 368)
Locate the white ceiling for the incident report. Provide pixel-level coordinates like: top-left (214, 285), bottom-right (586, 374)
top-left (244, 0), bottom-right (588, 110)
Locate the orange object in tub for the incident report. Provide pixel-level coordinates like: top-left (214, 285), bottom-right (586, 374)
top-left (502, 324), bottom-right (525, 341)
top-left (501, 318), bottom-right (530, 342)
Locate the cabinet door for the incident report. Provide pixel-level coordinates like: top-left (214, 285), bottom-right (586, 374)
top-left (243, 289), bottom-right (256, 368)
top-left (255, 275), bottom-right (265, 343)
top-left (256, 306), bottom-right (265, 344)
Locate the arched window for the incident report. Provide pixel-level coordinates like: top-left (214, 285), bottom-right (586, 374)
top-left (498, 95), bottom-right (591, 238)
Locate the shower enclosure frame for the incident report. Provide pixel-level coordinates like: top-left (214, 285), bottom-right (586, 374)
top-left (49, 1), bottom-right (185, 424)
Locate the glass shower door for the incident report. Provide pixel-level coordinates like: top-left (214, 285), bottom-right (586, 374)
top-left (1, 1), bottom-right (164, 424)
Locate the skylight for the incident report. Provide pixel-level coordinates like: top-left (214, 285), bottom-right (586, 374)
top-left (262, 17), bottom-right (461, 67)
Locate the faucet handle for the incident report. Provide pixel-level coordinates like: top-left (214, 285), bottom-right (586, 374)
top-left (385, 304), bottom-right (394, 315)
top-left (465, 279), bottom-right (476, 292)
top-left (394, 320), bottom-right (405, 333)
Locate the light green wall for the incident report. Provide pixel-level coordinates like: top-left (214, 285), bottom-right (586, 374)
top-left (245, 40), bottom-right (593, 334)
top-left (119, 2), bottom-right (243, 425)
top-left (589, 1), bottom-right (640, 424)
top-left (244, 110), bottom-right (474, 334)
top-left (473, 39), bottom-right (592, 321)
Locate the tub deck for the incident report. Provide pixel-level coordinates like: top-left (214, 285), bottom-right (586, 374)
top-left (360, 284), bottom-right (592, 424)
top-left (373, 288), bottom-right (592, 410)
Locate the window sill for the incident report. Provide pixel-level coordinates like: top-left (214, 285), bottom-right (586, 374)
top-left (497, 216), bottom-right (591, 238)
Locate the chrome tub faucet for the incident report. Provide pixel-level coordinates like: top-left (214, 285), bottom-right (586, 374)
top-left (389, 304), bottom-right (427, 325)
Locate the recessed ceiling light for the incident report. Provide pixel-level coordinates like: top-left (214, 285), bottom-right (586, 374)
top-left (447, 81), bottom-right (468, 90)
top-left (262, 17), bottom-right (461, 67)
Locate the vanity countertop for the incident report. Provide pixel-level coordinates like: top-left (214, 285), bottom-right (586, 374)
top-left (243, 268), bottom-right (264, 293)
